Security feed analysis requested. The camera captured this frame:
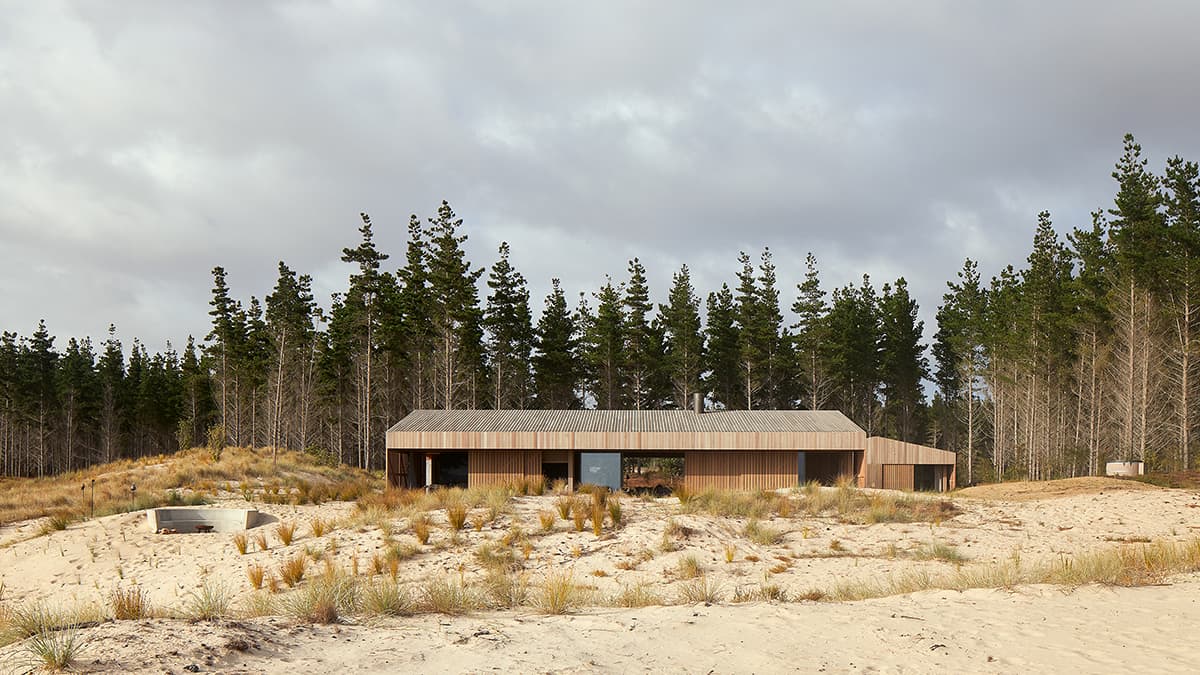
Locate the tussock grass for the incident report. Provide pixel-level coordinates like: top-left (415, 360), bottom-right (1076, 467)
top-left (911, 541), bottom-right (968, 563)
top-left (678, 488), bottom-right (779, 519)
top-left (677, 554), bottom-right (703, 580)
top-left (309, 517), bottom-right (330, 538)
top-left (275, 521), bottom-right (297, 546)
top-left (554, 495), bottom-right (573, 520)
top-left (676, 576), bottom-right (723, 604)
top-left (610, 581), bottom-right (662, 608)
top-left (232, 532), bottom-right (249, 555)
top-left (361, 579), bottom-right (414, 617)
top-left (109, 586), bottom-right (152, 620)
top-left (724, 543), bottom-right (736, 563)
top-left (482, 570), bottom-right (529, 609)
top-left (283, 575), bottom-right (359, 624)
top-left (183, 580), bottom-right (232, 620)
top-left (411, 514), bottom-right (432, 545)
top-left (37, 512), bottom-right (76, 536)
top-left (607, 496), bottom-right (623, 527)
top-left (446, 502), bottom-right (468, 531)
top-left (0, 601), bottom-right (104, 647)
top-left (419, 576), bottom-right (481, 615)
top-left (20, 626), bottom-right (86, 672)
top-left (247, 563), bottom-right (266, 590)
top-left (743, 519), bottom-right (783, 546)
top-left (535, 570), bottom-right (584, 615)
top-left (475, 541), bottom-right (519, 573)
top-left (239, 591), bottom-right (278, 618)
top-left (538, 509), bottom-right (557, 533)
top-left (252, 531), bottom-right (269, 552)
top-left (279, 555), bottom-right (307, 587)
top-left (570, 498), bottom-right (588, 532)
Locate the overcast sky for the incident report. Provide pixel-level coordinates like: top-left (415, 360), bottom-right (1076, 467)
top-left (3, 1), bottom-right (1200, 359)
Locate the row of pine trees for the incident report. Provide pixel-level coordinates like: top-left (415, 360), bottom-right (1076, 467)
top-left (1, 135), bottom-right (1196, 482)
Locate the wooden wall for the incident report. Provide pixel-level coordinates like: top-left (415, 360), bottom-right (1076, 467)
top-left (683, 451), bottom-right (799, 491)
top-left (865, 437), bottom-right (955, 465)
top-left (466, 450), bottom-right (542, 488)
top-left (881, 464), bottom-right (915, 491)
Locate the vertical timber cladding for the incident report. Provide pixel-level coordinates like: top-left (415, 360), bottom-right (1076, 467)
top-left (467, 450), bottom-right (542, 488)
top-left (881, 464), bottom-right (915, 491)
top-left (683, 451), bottom-right (799, 491)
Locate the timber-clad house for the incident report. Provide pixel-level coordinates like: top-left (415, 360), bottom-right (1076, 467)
top-left (385, 406), bottom-right (955, 492)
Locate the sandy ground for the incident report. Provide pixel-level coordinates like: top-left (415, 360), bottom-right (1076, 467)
top-left (2, 478), bottom-right (1199, 673)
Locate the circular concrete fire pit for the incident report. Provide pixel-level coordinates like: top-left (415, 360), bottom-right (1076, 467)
top-left (146, 507), bottom-right (265, 534)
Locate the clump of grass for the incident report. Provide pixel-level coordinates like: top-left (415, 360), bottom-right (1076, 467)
top-left (913, 541), bottom-right (968, 563)
top-left (470, 512), bottom-right (487, 532)
top-left (446, 502), bottom-right (468, 530)
top-left (734, 582), bottom-right (788, 603)
top-left (674, 484), bottom-right (692, 505)
top-left (535, 570), bottom-right (582, 615)
top-left (309, 517), bottom-right (330, 538)
top-left (240, 591), bottom-right (278, 617)
top-left (610, 581), bottom-right (662, 608)
top-left (247, 563), bottom-right (266, 590)
top-left (419, 576), bottom-right (480, 615)
top-left (252, 531), bottom-right (269, 552)
top-left (284, 575), bottom-right (359, 624)
top-left (275, 521), bottom-right (297, 546)
top-left (475, 541), bottom-right (519, 573)
top-left (607, 496), bottom-right (623, 527)
top-left (723, 543), bottom-right (736, 563)
top-left (361, 579), bottom-right (414, 616)
top-left (482, 570), bottom-right (529, 609)
top-left (679, 488), bottom-right (778, 518)
top-left (676, 576), bottom-right (723, 604)
top-left (571, 498), bottom-right (588, 532)
top-left (829, 539), bottom-right (845, 552)
top-left (20, 627), bottom-right (86, 672)
top-left (554, 495), bottom-right (573, 520)
top-left (538, 509), bottom-right (557, 533)
top-left (677, 554), bottom-right (703, 580)
top-left (743, 519), bottom-right (783, 546)
top-left (412, 514), bottom-right (432, 545)
top-left (38, 512), bottom-right (75, 536)
top-left (279, 555), bottom-right (308, 587)
top-left (184, 580), bottom-right (232, 620)
top-left (110, 586), bottom-right (152, 620)
top-left (232, 532), bottom-right (249, 555)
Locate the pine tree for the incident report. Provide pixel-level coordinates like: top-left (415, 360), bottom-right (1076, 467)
top-left (878, 278), bottom-right (928, 442)
top-left (426, 201), bottom-right (485, 410)
top-left (533, 279), bottom-right (580, 409)
top-left (265, 261), bottom-right (318, 459)
top-left (340, 213), bottom-right (392, 468)
top-left (58, 337), bottom-right (97, 471)
top-left (393, 214), bottom-right (434, 411)
top-left (826, 276), bottom-right (881, 431)
top-left (1162, 155), bottom-right (1200, 469)
top-left (792, 252), bottom-right (830, 410)
top-left (585, 278), bottom-right (625, 409)
top-left (734, 251), bottom-right (763, 409)
top-left (622, 258), bottom-right (655, 410)
top-left (755, 248), bottom-right (792, 408)
top-left (206, 267), bottom-right (238, 444)
top-left (703, 285), bottom-right (740, 409)
top-left (1067, 214), bottom-right (1111, 475)
top-left (933, 259), bottom-right (987, 483)
top-left (660, 265), bottom-right (704, 409)
top-left (484, 242), bottom-right (535, 409)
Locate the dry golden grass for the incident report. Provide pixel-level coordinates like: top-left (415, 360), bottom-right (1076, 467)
top-left (232, 532), bottom-right (249, 555)
top-left (743, 519), bottom-right (783, 545)
top-left (554, 495), bottom-right (573, 520)
top-left (109, 586), bottom-right (152, 620)
top-left (677, 554), bottom-right (703, 579)
top-left (411, 514), bottom-right (432, 545)
top-left (247, 563), bottom-right (266, 590)
top-left (252, 531), bottom-right (269, 552)
top-left (534, 570), bottom-right (584, 615)
top-left (676, 576), bottom-right (723, 604)
top-left (538, 509), bottom-right (557, 533)
top-left (419, 576), bottom-right (481, 615)
top-left (609, 581), bottom-right (662, 608)
top-left (309, 517), bottom-right (330, 538)
top-left (279, 555), bottom-right (307, 587)
top-left (446, 502), bottom-right (468, 531)
top-left (0, 445), bottom-right (377, 527)
top-left (275, 521), bottom-right (297, 546)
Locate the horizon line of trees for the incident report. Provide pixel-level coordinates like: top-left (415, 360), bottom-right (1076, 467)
top-left (2, 134), bottom-right (1197, 483)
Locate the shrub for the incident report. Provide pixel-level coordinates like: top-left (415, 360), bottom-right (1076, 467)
top-left (110, 586), bottom-right (152, 620)
top-left (279, 556), bottom-right (307, 587)
top-left (206, 423), bottom-right (224, 462)
top-left (232, 533), bottom-right (249, 555)
top-left (276, 521), bottom-right (297, 546)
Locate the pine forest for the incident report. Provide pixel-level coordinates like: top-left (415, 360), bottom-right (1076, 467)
top-left (2, 134), bottom-right (1197, 484)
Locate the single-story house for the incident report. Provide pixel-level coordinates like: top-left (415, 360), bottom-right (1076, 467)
top-left (384, 408), bottom-right (955, 492)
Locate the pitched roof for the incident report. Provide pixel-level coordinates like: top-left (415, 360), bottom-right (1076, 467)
top-left (387, 409), bottom-right (864, 434)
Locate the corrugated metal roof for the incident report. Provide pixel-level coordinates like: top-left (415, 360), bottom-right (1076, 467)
top-left (387, 409), bottom-right (864, 434)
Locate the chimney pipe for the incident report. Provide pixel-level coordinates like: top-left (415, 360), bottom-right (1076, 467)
top-left (692, 393), bottom-right (703, 414)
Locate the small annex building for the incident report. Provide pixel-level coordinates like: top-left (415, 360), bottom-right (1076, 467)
top-left (385, 408), bottom-right (956, 493)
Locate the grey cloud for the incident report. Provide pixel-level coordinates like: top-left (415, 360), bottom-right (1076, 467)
top-left (3, 1), bottom-right (1200, 357)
